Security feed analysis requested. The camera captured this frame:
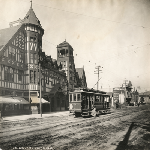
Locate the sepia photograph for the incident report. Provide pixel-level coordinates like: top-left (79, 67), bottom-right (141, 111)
top-left (0, 0), bottom-right (150, 149)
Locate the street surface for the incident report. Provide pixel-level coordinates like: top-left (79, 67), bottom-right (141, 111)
top-left (0, 104), bottom-right (150, 150)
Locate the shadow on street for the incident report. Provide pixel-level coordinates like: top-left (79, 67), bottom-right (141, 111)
top-left (115, 122), bottom-right (134, 150)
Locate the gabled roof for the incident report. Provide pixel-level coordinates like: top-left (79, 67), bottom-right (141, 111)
top-left (76, 68), bottom-right (84, 79)
top-left (0, 25), bottom-right (21, 51)
top-left (22, 7), bottom-right (42, 28)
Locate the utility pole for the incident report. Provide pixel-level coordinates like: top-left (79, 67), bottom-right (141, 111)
top-left (94, 66), bottom-right (102, 90)
top-left (134, 87), bottom-right (135, 103)
top-left (39, 51), bottom-right (42, 117)
top-left (39, 63), bottom-right (42, 117)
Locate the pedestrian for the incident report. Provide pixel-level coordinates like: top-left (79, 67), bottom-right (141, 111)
top-left (137, 96), bottom-right (140, 107)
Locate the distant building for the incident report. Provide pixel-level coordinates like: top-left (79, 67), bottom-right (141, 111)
top-left (57, 40), bottom-right (87, 91)
top-left (75, 68), bottom-right (87, 88)
top-left (113, 81), bottom-right (133, 108)
top-left (0, 4), bottom-right (68, 116)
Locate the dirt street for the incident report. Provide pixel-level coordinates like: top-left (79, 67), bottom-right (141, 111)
top-left (0, 104), bottom-right (150, 150)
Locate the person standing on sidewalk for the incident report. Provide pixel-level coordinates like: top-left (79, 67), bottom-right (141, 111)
top-left (137, 96), bottom-right (140, 107)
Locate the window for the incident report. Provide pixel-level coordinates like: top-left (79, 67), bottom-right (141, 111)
top-left (65, 61), bottom-right (67, 67)
top-left (52, 79), bottom-right (55, 85)
top-left (20, 52), bottom-right (24, 63)
top-left (16, 49), bottom-right (18, 61)
top-left (4, 66), bottom-right (9, 81)
top-left (46, 76), bottom-right (49, 84)
top-left (62, 61), bottom-right (65, 67)
top-left (66, 49), bottom-right (68, 56)
top-left (77, 94), bottom-right (80, 101)
top-left (3, 66), bottom-right (14, 82)
top-left (4, 48), bottom-right (8, 57)
top-left (35, 27), bottom-right (37, 32)
top-left (30, 26), bottom-right (34, 31)
top-left (10, 68), bottom-right (14, 82)
top-left (34, 71), bottom-right (36, 84)
top-left (12, 48), bottom-right (15, 61)
top-left (60, 49), bottom-right (65, 57)
top-left (65, 71), bottom-right (68, 76)
top-left (18, 70), bottom-right (22, 82)
top-left (27, 25), bottom-right (30, 30)
top-left (30, 37), bottom-right (36, 42)
top-left (34, 54), bottom-right (37, 64)
top-left (74, 94), bottom-right (76, 101)
top-left (95, 96), bottom-right (99, 102)
top-left (25, 53), bottom-right (27, 63)
top-left (30, 53), bottom-right (33, 63)
top-left (38, 29), bottom-right (41, 34)
top-left (70, 94), bottom-right (72, 102)
top-left (30, 70), bottom-right (34, 83)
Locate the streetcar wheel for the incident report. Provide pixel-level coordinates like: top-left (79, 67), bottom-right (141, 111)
top-left (98, 111), bottom-right (102, 115)
top-left (75, 112), bottom-right (81, 117)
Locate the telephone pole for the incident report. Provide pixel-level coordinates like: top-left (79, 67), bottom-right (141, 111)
top-left (94, 66), bottom-right (103, 90)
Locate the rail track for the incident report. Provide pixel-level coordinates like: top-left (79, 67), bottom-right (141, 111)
top-left (0, 105), bottom-right (149, 149)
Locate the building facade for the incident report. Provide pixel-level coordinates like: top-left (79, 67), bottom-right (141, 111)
top-left (0, 5), bottom-right (68, 116)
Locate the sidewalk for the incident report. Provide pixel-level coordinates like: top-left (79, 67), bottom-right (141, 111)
top-left (1, 111), bottom-right (70, 122)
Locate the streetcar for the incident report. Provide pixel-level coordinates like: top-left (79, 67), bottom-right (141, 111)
top-left (69, 88), bottom-right (111, 117)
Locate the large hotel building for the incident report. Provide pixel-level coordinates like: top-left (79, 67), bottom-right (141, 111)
top-left (0, 4), bottom-right (87, 116)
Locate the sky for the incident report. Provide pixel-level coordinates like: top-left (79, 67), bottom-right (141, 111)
top-left (0, 0), bottom-right (150, 92)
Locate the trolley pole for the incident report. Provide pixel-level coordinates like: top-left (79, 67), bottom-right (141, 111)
top-left (94, 66), bottom-right (102, 90)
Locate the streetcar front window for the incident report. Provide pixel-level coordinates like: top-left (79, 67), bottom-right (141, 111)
top-left (95, 96), bottom-right (99, 102)
top-left (70, 94), bottom-right (72, 102)
top-left (77, 94), bottom-right (80, 101)
top-left (74, 94), bottom-right (76, 101)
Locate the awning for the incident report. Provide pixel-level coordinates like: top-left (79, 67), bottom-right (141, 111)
top-left (31, 96), bottom-right (50, 104)
top-left (0, 96), bottom-right (30, 104)
top-left (13, 97), bottom-right (30, 104)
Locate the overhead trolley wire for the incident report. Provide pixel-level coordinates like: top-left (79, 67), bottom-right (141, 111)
top-left (18, 0), bottom-right (150, 30)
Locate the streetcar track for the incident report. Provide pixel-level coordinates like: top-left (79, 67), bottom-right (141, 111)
top-left (0, 111), bottom-right (142, 149)
top-left (0, 109), bottom-right (143, 144)
top-left (0, 109), bottom-right (140, 137)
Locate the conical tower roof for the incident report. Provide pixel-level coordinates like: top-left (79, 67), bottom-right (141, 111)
top-left (22, 6), bottom-right (42, 28)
